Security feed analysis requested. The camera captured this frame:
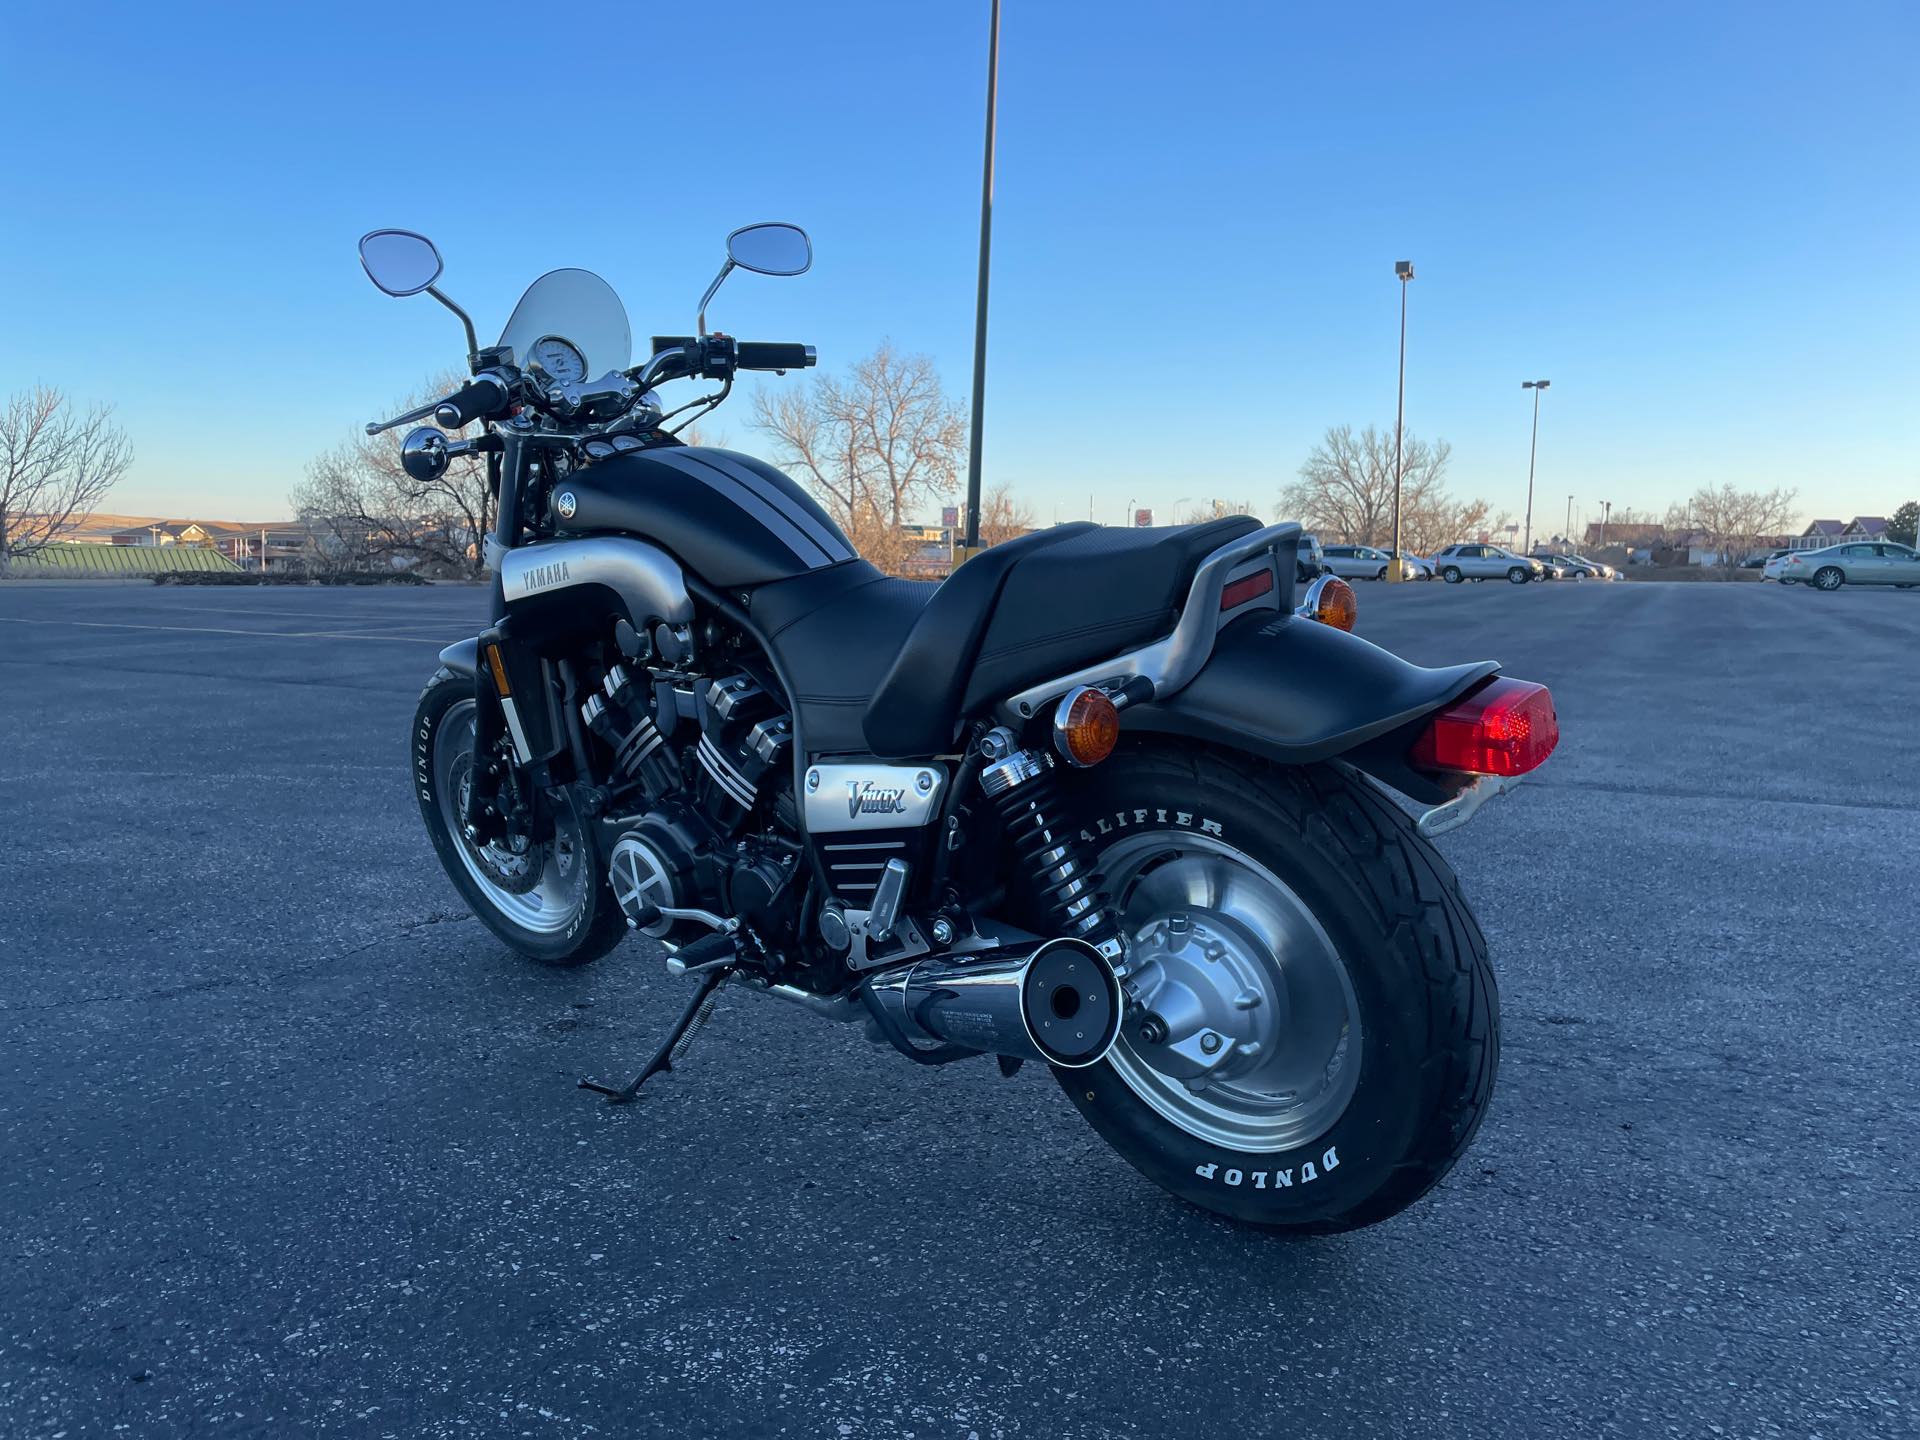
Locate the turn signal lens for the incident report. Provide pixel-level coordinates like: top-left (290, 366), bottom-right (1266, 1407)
top-left (1053, 685), bottom-right (1120, 768)
top-left (1411, 677), bottom-right (1559, 777)
top-left (1296, 574), bottom-right (1357, 632)
top-left (484, 642), bottom-right (512, 697)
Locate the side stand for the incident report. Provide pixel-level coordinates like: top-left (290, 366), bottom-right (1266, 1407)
top-left (578, 956), bottom-right (732, 1104)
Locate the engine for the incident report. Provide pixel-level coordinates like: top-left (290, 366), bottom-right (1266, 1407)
top-left (586, 661), bottom-right (803, 958)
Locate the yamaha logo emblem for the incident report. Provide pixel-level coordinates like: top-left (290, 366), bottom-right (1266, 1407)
top-left (556, 491), bottom-right (577, 520)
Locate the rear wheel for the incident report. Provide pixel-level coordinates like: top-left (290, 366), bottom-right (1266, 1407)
top-left (412, 668), bottom-right (626, 967)
top-left (1813, 567), bottom-right (1845, 592)
top-left (1054, 745), bottom-right (1498, 1233)
top-left (1442, 566), bottom-right (1463, 584)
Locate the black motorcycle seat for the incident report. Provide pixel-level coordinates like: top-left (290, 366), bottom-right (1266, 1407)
top-left (751, 516), bottom-right (1262, 758)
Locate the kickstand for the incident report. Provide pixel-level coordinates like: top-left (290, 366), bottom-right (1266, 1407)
top-left (579, 957), bottom-right (732, 1104)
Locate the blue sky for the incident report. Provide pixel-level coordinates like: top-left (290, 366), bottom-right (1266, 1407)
top-left (2, 1), bottom-right (1914, 533)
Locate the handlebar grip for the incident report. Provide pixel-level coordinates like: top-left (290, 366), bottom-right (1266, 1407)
top-left (433, 374), bottom-right (508, 429)
top-left (735, 342), bottom-right (816, 372)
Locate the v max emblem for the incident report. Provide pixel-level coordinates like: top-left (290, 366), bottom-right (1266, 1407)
top-left (846, 781), bottom-right (909, 820)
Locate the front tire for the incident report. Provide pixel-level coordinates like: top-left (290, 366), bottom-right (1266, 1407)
top-left (1054, 745), bottom-right (1498, 1232)
top-left (412, 668), bottom-right (626, 967)
top-left (1507, 567), bottom-right (1530, 584)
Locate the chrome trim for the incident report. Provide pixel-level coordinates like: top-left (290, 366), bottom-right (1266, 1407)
top-left (803, 762), bottom-right (947, 832)
top-left (1051, 686), bottom-right (1109, 768)
top-left (501, 536), bottom-right (694, 629)
top-left (1295, 573), bottom-right (1339, 620)
top-left (1416, 773), bottom-right (1524, 839)
top-left (867, 858), bottom-right (909, 941)
top-left (696, 733), bottom-right (758, 810)
top-left (999, 522), bottom-right (1302, 720)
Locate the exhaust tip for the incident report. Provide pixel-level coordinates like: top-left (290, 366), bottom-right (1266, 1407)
top-left (1022, 937), bottom-right (1123, 1068)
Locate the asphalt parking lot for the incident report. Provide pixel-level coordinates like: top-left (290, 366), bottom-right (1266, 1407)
top-left (2, 577), bottom-right (1916, 1438)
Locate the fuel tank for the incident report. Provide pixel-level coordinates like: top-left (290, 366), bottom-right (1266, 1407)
top-left (548, 446), bottom-right (855, 588)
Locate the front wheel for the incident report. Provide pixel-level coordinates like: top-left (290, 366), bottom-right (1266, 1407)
top-left (1507, 567), bottom-right (1530, 584)
top-left (412, 668), bottom-right (626, 967)
top-left (1055, 746), bottom-right (1498, 1232)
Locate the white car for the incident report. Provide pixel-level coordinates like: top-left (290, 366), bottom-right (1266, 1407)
top-left (1321, 544), bottom-right (1416, 581)
top-left (1431, 544), bottom-right (1546, 584)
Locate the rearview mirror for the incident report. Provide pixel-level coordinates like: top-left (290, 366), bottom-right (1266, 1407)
top-left (726, 223), bottom-right (812, 277)
top-left (358, 229), bottom-right (443, 297)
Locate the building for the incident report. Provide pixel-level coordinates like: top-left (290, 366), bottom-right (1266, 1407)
top-left (1790, 517), bottom-right (1887, 551)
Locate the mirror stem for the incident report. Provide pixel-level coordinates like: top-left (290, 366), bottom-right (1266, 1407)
top-left (695, 260), bottom-right (735, 338)
top-left (427, 285), bottom-right (480, 359)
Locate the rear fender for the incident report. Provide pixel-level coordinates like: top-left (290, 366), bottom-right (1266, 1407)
top-left (1119, 612), bottom-right (1497, 802)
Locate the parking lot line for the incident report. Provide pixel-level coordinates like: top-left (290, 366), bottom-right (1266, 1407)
top-left (0, 616), bottom-right (452, 643)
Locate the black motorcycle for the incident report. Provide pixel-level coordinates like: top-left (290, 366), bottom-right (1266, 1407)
top-left (358, 223), bottom-right (1559, 1231)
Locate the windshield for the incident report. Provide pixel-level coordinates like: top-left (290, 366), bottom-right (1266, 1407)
top-left (497, 268), bottom-right (631, 380)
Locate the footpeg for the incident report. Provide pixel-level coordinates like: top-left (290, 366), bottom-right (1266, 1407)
top-left (577, 935), bottom-right (736, 1104)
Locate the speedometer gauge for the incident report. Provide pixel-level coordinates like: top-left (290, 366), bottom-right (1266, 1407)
top-left (528, 336), bottom-right (587, 384)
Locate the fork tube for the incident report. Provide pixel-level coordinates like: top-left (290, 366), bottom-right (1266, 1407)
top-left (490, 431), bottom-right (528, 623)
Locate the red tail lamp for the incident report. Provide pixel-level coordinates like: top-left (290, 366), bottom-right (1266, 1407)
top-left (1411, 677), bottom-right (1559, 777)
top-left (1052, 685), bottom-right (1120, 767)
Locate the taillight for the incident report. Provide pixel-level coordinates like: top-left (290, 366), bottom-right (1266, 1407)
top-left (1411, 677), bottom-right (1559, 777)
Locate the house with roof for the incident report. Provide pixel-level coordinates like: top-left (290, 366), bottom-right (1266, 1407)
top-left (1789, 517), bottom-right (1887, 552)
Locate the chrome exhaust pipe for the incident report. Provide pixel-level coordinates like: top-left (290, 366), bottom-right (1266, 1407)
top-left (864, 937), bottom-right (1123, 1069)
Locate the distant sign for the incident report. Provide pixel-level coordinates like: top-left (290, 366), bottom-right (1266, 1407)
top-left (941, 505), bottom-right (960, 530)
top-left (1134, 508), bottom-right (1154, 528)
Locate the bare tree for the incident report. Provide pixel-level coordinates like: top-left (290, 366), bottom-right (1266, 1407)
top-left (1686, 483), bottom-right (1798, 575)
top-left (975, 483), bottom-right (1035, 548)
top-left (1173, 498), bottom-right (1263, 525)
top-left (0, 386), bottom-right (134, 570)
top-left (289, 375), bottom-right (493, 577)
top-left (751, 342), bottom-right (966, 571)
top-left (1279, 423), bottom-right (1498, 557)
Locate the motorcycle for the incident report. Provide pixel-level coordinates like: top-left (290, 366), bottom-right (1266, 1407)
top-left (358, 223), bottom-right (1559, 1231)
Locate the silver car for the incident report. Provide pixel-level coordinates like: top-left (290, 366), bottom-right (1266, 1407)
top-left (1534, 551), bottom-right (1615, 580)
top-left (1322, 544), bottom-right (1416, 581)
top-left (1772, 541), bottom-right (1920, 591)
top-left (1431, 543), bottom-right (1545, 584)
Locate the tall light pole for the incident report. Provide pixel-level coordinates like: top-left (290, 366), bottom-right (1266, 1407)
top-left (959, 0), bottom-right (1001, 561)
top-left (1390, 260), bottom-right (1414, 581)
top-left (1521, 379), bottom-right (1551, 554)
top-left (1565, 494), bottom-right (1574, 548)
top-left (1599, 499), bottom-right (1612, 550)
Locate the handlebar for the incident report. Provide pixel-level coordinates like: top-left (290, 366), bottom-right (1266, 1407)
top-left (433, 372), bottom-right (510, 429)
top-left (735, 342), bottom-right (816, 373)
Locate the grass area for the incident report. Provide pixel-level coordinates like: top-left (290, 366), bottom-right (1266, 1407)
top-left (3, 542), bottom-right (241, 577)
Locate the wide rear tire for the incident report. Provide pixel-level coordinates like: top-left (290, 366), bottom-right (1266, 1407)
top-left (1053, 744), bottom-right (1498, 1233)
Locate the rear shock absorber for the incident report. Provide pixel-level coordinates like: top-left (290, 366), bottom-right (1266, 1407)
top-left (978, 727), bottom-right (1122, 959)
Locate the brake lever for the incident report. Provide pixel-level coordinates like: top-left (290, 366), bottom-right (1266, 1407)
top-left (365, 398), bottom-right (443, 436)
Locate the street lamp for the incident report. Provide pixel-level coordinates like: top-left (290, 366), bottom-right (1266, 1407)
top-left (1390, 260), bottom-right (1414, 581)
top-left (1566, 494), bottom-right (1574, 550)
top-left (1521, 379), bottom-right (1551, 554)
top-left (960, 0), bottom-right (1001, 561)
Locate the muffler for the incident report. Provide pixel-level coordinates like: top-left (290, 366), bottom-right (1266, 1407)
top-left (863, 937), bottom-right (1123, 1069)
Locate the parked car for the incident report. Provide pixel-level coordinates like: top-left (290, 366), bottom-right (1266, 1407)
top-left (1296, 532), bottom-right (1326, 582)
top-left (1322, 544), bottom-right (1416, 581)
top-left (1534, 557), bottom-right (1569, 580)
top-left (1392, 549), bottom-right (1435, 580)
top-left (1770, 541), bottom-right (1920, 591)
top-left (1746, 547), bottom-right (1791, 572)
top-left (1532, 550), bottom-right (1615, 580)
top-left (1431, 544), bottom-right (1546, 584)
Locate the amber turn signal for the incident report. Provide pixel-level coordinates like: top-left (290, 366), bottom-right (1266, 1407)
top-left (484, 642), bottom-right (512, 697)
top-left (1052, 685), bottom-right (1120, 768)
top-left (1296, 574), bottom-right (1357, 632)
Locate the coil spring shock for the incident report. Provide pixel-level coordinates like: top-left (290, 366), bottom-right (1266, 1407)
top-left (980, 734), bottom-right (1121, 957)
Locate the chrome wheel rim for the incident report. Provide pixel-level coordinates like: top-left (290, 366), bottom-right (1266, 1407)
top-left (433, 700), bottom-right (588, 935)
top-left (1102, 833), bottom-right (1362, 1152)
